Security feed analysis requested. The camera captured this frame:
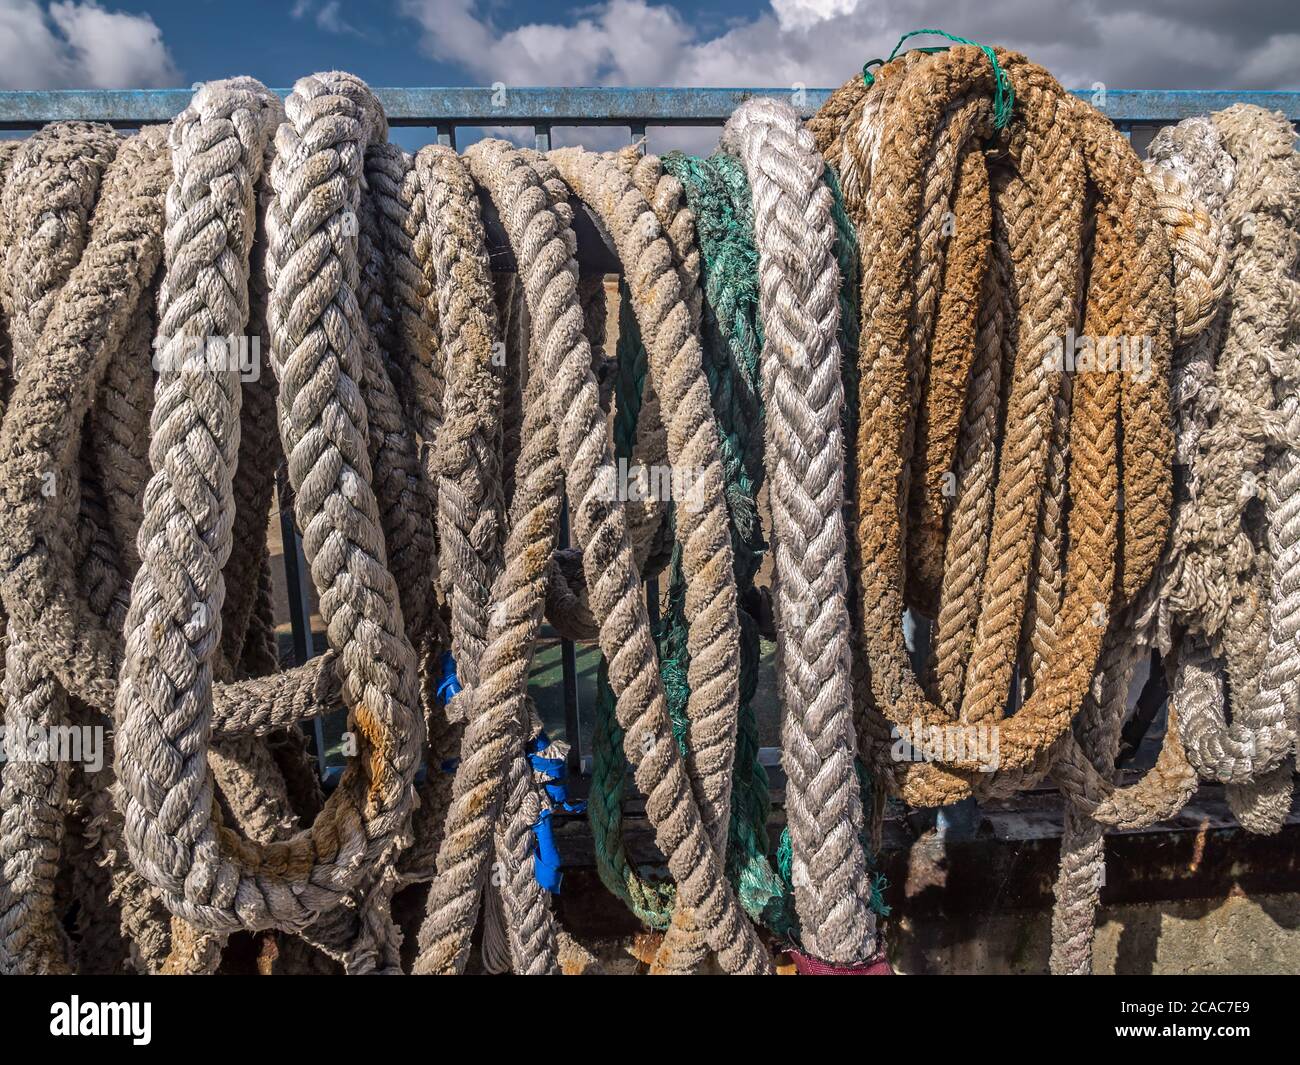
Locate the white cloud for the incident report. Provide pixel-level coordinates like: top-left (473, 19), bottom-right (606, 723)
top-left (399, 0), bottom-right (1300, 93)
top-left (770, 0), bottom-right (861, 32)
top-left (317, 2), bottom-right (353, 34)
top-left (0, 0), bottom-right (179, 89)
top-left (292, 0), bottom-right (366, 38)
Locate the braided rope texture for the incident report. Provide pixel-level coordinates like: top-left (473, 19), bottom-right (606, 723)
top-left (1, 59), bottom-right (1296, 977)
top-left (721, 98), bottom-right (874, 964)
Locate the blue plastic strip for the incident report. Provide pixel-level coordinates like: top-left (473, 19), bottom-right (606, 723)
top-left (436, 651), bottom-right (461, 704)
top-left (433, 654), bottom-right (462, 775)
top-left (532, 808), bottom-right (563, 893)
top-left (526, 730), bottom-right (586, 893)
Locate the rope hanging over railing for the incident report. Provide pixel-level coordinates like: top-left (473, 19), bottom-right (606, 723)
top-left (0, 42), bottom-right (1296, 976)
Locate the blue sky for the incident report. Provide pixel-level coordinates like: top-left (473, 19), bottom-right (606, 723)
top-left (1, 1), bottom-right (1296, 97)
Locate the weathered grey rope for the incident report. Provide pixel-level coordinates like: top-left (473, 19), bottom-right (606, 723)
top-left (1142, 108), bottom-right (1299, 838)
top-left (414, 138), bottom-right (767, 975)
top-left (618, 148), bottom-right (715, 976)
top-left (358, 141), bottom-right (437, 644)
top-left (417, 142), bottom-right (559, 975)
top-left (0, 122), bottom-right (165, 976)
top-left (411, 140), bottom-right (567, 974)
top-left (1200, 106), bottom-right (1300, 830)
top-left (0, 122), bottom-right (116, 975)
top-left (720, 97), bottom-right (875, 965)
top-left (114, 72), bottom-right (423, 934)
top-left (548, 144), bottom-right (751, 973)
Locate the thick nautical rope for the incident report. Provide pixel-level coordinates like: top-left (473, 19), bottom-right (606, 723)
top-left (287, 136), bottom-right (442, 975)
top-left (675, 149), bottom-right (792, 935)
top-left (820, 50), bottom-right (1054, 803)
top-left (1213, 105), bottom-right (1300, 830)
top-left (166, 79), bottom-right (343, 976)
top-left (587, 291), bottom-right (679, 931)
top-left (587, 145), bottom-right (739, 972)
top-left (816, 47), bottom-right (1174, 807)
top-left (351, 142), bottom-right (450, 912)
top-left (1153, 107), bottom-right (1300, 834)
top-left (720, 97), bottom-right (875, 964)
top-left (500, 152), bottom-right (600, 974)
top-left (1048, 113), bottom-right (1291, 974)
top-left (548, 145), bottom-right (750, 973)
top-left (411, 139), bottom-right (577, 974)
top-left (1047, 163), bottom-right (1213, 829)
top-left (584, 151), bottom-right (684, 934)
top-left (110, 83), bottom-right (277, 957)
top-left (0, 122), bottom-right (165, 975)
top-left (114, 72), bottom-right (423, 934)
top-left (811, 48), bottom-right (1223, 976)
top-left (414, 138), bottom-right (769, 975)
top-left (7, 59), bottom-right (1295, 978)
top-left (623, 145), bottom-right (742, 974)
top-left (430, 142), bottom-right (559, 975)
top-left (0, 116), bottom-right (291, 973)
top-left (926, 162), bottom-right (1014, 732)
top-left (905, 129), bottom-right (991, 619)
top-left (358, 146), bottom-right (438, 644)
top-left (0, 121), bottom-right (344, 737)
top-left (816, 46), bottom-right (1213, 974)
top-left (0, 120), bottom-right (117, 974)
top-left (636, 148), bottom-right (795, 940)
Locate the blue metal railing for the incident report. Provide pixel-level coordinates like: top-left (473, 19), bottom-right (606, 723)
top-left (4, 84), bottom-right (1297, 778)
top-left (4, 85), bottom-right (1300, 132)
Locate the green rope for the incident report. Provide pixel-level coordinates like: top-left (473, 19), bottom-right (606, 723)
top-left (862, 28), bottom-right (1014, 130)
top-left (586, 150), bottom-right (796, 936)
top-left (662, 150), bottom-right (794, 936)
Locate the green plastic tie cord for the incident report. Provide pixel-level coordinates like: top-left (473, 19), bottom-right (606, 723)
top-left (861, 28), bottom-right (1015, 130)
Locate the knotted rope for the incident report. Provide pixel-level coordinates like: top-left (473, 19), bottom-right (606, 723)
top-left (1151, 107), bottom-right (1300, 835)
top-left (0, 121), bottom-right (168, 974)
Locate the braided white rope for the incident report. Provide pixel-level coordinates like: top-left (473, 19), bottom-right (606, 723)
top-left (721, 97), bottom-right (875, 964)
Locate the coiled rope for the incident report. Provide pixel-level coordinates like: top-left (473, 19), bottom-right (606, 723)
top-left (1152, 107), bottom-right (1300, 830)
top-left (813, 44), bottom-right (1178, 806)
top-left (0, 53), bottom-right (1296, 976)
top-left (117, 72), bottom-right (425, 936)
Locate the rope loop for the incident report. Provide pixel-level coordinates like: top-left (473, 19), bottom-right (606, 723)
top-left (864, 29), bottom-right (1015, 129)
